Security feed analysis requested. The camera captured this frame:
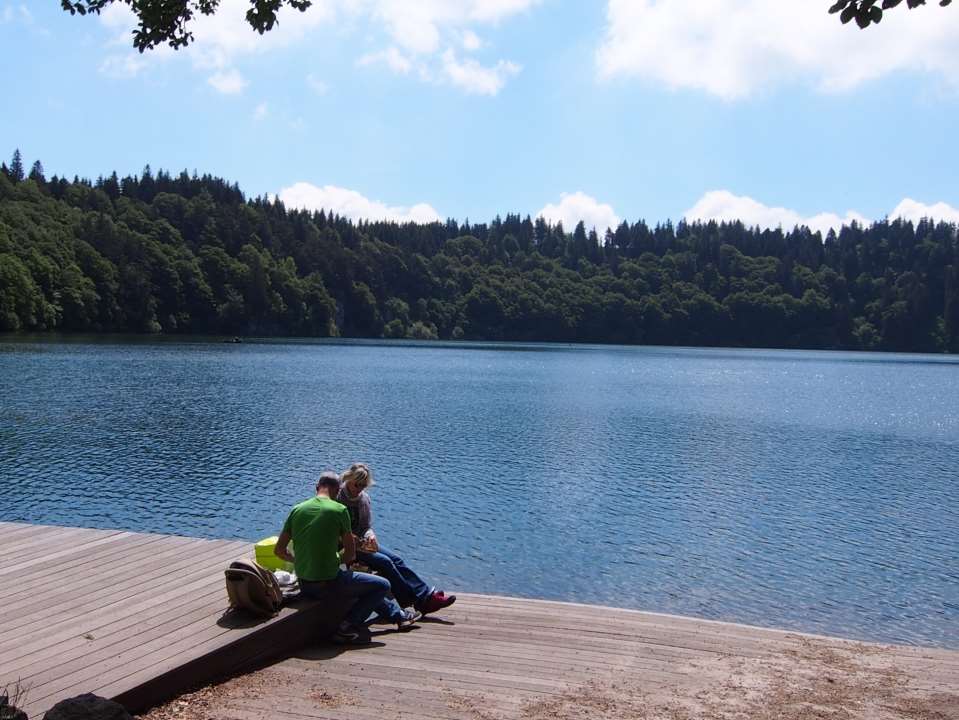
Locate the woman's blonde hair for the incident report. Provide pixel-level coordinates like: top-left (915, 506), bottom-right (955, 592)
top-left (342, 462), bottom-right (374, 489)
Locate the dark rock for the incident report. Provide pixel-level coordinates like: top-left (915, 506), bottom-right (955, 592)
top-left (43, 694), bottom-right (132, 720)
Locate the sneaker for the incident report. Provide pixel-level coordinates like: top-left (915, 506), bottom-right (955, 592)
top-left (396, 608), bottom-right (421, 630)
top-left (420, 591), bottom-right (457, 615)
top-left (331, 621), bottom-right (371, 645)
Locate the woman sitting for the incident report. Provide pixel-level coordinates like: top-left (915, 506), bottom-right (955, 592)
top-left (337, 463), bottom-right (456, 615)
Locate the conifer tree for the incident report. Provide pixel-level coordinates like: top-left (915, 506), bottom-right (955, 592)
top-left (29, 160), bottom-right (46, 185)
top-left (10, 149), bottom-right (24, 183)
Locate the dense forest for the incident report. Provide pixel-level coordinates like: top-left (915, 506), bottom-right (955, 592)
top-left (1, 150), bottom-right (957, 352)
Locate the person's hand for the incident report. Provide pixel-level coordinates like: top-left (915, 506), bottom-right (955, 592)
top-left (362, 533), bottom-right (379, 553)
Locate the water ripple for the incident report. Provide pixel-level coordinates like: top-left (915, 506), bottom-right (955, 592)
top-left (0, 338), bottom-right (957, 648)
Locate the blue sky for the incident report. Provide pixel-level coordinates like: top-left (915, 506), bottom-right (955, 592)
top-left (2, 0), bottom-right (959, 234)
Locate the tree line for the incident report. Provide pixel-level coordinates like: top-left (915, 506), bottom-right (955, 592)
top-left (1, 150), bottom-right (957, 352)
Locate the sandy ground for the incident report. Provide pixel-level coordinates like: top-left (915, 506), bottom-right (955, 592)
top-left (138, 633), bottom-right (959, 720)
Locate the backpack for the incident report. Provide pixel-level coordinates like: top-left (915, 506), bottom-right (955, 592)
top-left (224, 559), bottom-right (284, 617)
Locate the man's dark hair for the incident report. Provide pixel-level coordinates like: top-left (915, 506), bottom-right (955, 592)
top-left (316, 470), bottom-right (341, 492)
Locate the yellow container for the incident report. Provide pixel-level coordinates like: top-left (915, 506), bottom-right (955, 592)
top-left (254, 535), bottom-right (293, 572)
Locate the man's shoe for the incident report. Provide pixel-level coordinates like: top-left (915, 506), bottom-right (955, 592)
top-left (396, 608), bottom-right (421, 630)
top-left (420, 591), bottom-right (457, 615)
top-left (332, 622), bottom-right (371, 645)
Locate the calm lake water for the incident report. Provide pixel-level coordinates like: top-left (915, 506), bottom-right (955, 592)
top-left (1, 337), bottom-right (957, 647)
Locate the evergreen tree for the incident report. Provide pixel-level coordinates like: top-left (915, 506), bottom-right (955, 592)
top-left (29, 160), bottom-right (46, 186)
top-left (10, 149), bottom-right (24, 183)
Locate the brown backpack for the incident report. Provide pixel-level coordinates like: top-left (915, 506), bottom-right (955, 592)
top-left (224, 558), bottom-right (283, 617)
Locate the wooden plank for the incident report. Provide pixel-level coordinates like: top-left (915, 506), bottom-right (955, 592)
top-left (0, 530), bottom-right (142, 581)
top-left (292, 641), bottom-right (688, 684)
top-left (0, 534), bottom-right (189, 606)
top-left (461, 593), bottom-right (899, 648)
top-left (339, 620), bottom-right (704, 667)
top-left (0, 523), bottom-right (50, 541)
top-left (0, 545), bottom-right (243, 665)
top-left (0, 530), bottom-right (179, 588)
top-left (0, 541), bottom-right (244, 636)
top-left (20, 589), bottom-right (233, 691)
top-left (4, 586), bottom-right (226, 679)
top-left (456, 597), bottom-right (959, 667)
top-left (0, 534), bottom-right (211, 610)
top-left (282, 656), bottom-right (655, 698)
top-left (393, 617), bottom-right (767, 661)
top-left (0, 525), bottom-right (108, 556)
top-left (0, 543), bottom-right (246, 663)
top-left (298, 633), bottom-right (692, 676)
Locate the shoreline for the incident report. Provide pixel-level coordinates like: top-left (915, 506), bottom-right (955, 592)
top-left (4, 332), bottom-right (959, 360)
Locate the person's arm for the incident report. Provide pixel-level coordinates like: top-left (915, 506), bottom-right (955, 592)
top-left (340, 530), bottom-right (356, 567)
top-left (275, 531), bottom-right (294, 563)
top-left (358, 493), bottom-right (377, 549)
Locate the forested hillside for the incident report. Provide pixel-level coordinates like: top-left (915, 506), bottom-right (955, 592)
top-left (1, 152), bottom-right (957, 352)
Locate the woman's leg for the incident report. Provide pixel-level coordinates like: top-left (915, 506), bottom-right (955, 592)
top-left (357, 546), bottom-right (431, 609)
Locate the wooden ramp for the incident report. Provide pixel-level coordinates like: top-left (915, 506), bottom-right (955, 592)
top-left (0, 521), bottom-right (345, 719)
top-left (173, 595), bottom-right (959, 720)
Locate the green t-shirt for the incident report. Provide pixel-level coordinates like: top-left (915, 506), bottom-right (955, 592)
top-left (281, 496), bottom-right (351, 581)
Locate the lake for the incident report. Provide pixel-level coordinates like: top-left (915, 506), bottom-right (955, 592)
top-left (1, 336), bottom-right (957, 648)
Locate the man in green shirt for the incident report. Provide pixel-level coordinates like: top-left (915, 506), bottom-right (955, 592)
top-left (276, 471), bottom-right (418, 643)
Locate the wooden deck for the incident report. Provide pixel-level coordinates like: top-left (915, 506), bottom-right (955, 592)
top-left (3, 522), bottom-right (958, 720)
top-left (168, 597), bottom-right (959, 720)
top-left (0, 521), bottom-right (346, 719)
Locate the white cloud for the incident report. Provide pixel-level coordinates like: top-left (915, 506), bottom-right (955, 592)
top-left (179, 0), bottom-right (336, 70)
top-left (99, 54), bottom-right (146, 79)
top-left (441, 49), bottom-right (519, 95)
top-left (208, 69), bottom-right (247, 94)
top-left (358, 46), bottom-right (413, 74)
top-left (537, 192), bottom-right (621, 233)
top-left (462, 29), bottom-right (482, 51)
top-left (278, 182), bottom-right (441, 224)
top-left (684, 190), bottom-right (868, 235)
top-left (367, 0), bottom-right (539, 54)
top-left (889, 198), bottom-right (959, 225)
top-left (306, 73), bottom-right (329, 95)
top-left (3, 3), bottom-right (45, 31)
top-left (253, 102), bottom-right (269, 120)
top-left (597, 0), bottom-right (959, 99)
top-left (97, 0), bottom-right (334, 84)
top-left (95, 0), bottom-right (533, 95)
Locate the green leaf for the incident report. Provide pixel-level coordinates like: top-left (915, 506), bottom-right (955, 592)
top-left (840, 4), bottom-right (858, 22)
top-left (829, 0), bottom-right (852, 12)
